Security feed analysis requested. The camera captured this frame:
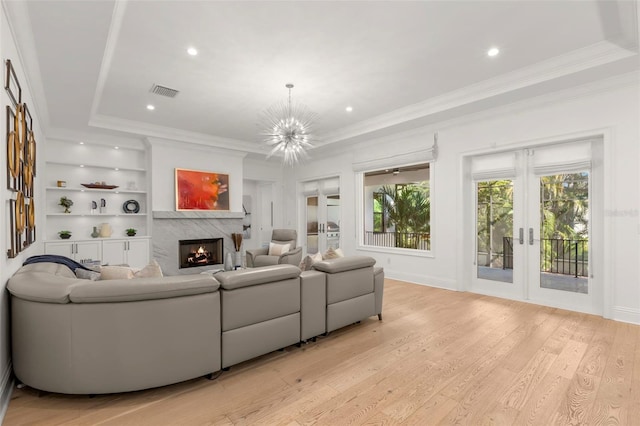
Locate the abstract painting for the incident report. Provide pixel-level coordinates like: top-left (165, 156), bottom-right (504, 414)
top-left (175, 168), bottom-right (229, 211)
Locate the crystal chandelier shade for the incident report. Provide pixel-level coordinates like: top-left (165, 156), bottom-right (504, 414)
top-left (261, 84), bottom-right (317, 166)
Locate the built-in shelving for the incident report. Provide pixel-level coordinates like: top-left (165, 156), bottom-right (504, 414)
top-left (45, 139), bottom-right (151, 242)
top-left (46, 186), bottom-right (147, 194)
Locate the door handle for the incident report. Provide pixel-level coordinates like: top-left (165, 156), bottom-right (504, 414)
top-left (529, 228), bottom-right (534, 245)
top-left (519, 228), bottom-right (524, 245)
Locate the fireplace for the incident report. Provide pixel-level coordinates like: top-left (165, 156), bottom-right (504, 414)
top-left (178, 238), bottom-right (223, 269)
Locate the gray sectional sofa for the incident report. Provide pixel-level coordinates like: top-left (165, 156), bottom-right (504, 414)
top-left (7, 256), bottom-right (384, 394)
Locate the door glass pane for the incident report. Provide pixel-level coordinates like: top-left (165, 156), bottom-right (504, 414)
top-left (476, 180), bottom-right (513, 283)
top-left (306, 196), bottom-right (318, 254)
top-left (326, 195), bottom-right (340, 249)
top-left (539, 173), bottom-right (589, 293)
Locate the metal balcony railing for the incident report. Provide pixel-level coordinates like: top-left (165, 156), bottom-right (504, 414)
top-left (365, 231), bottom-right (431, 250)
top-left (502, 237), bottom-right (588, 277)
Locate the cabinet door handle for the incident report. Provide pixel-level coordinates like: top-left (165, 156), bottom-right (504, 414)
top-left (519, 228), bottom-right (524, 244)
top-left (529, 228), bottom-right (534, 245)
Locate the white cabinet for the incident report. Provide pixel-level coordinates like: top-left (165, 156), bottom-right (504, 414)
top-left (44, 241), bottom-right (102, 263)
top-left (102, 238), bottom-right (150, 269)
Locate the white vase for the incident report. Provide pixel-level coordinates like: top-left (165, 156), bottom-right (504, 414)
top-left (224, 252), bottom-right (234, 271)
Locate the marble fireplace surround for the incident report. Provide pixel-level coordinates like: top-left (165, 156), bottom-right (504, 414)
top-left (152, 211), bottom-right (243, 276)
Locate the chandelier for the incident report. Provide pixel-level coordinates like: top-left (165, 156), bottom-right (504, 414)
top-left (261, 83), bottom-right (316, 166)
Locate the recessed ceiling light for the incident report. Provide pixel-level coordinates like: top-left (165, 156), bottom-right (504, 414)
top-left (79, 141), bottom-right (84, 145)
top-left (187, 47), bottom-right (198, 56)
top-left (114, 168), bottom-right (119, 171)
top-left (79, 165), bottom-right (84, 168)
top-left (146, 104), bottom-right (155, 110)
top-left (346, 106), bottom-right (353, 112)
top-left (487, 47), bottom-right (500, 57)
top-left (114, 146), bottom-right (119, 150)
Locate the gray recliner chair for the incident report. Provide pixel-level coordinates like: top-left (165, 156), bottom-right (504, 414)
top-left (246, 229), bottom-right (302, 268)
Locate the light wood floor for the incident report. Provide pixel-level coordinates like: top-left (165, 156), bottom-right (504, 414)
top-left (5, 279), bottom-right (640, 425)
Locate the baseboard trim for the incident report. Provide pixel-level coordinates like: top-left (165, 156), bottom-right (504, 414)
top-left (611, 306), bottom-right (640, 325)
top-left (385, 269), bottom-right (457, 291)
top-left (0, 362), bottom-right (14, 424)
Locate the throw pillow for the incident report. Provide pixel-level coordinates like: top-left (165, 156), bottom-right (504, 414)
top-left (134, 259), bottom-right (164, 278)
top-left (299, 252), bottom-right (325, 271)
top-left (75, 268), bottom-right (101, 281)
top-left (100, 265), bottom-right (134, 280)
top-left (335, 248), bottom-right (345, 257)
top-left (269, 242), bottom-right (291, 256)
top-left (299, 255), bottom-right (314, 271)
top-left (322, 247), bottom-right (341, 260)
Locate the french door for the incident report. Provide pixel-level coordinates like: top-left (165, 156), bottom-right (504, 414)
top-left (306, 194), bottom-right (340, 255)
top-left (471, 140), bottom-right (600, 314)
top-left (302, 176), bottom-right (341, 255)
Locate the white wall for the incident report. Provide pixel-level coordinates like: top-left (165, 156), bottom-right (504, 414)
top-left (243, 157), bottom-right (285, 247)
top-left (242, 179), bottom-right (258, 250)
top-left (0, 4), bottom-right (46, 416)
top-left (146, 138), bottom-right (246, 213)
top-left (287, 73), bottom-right (640, 323)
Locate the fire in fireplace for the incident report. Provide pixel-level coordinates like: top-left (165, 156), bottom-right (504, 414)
top-left (178, 238), bottom-right (223, 269)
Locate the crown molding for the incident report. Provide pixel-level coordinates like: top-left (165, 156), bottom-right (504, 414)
top-left (308, 69), bottom-right (638, 164)
top-left (45, 126), bottom-right (145, 150)
top-left (144, 136), bottom-right (248, 159)
top-left (318, 40), bottom-right (637, 146)
top-left (88, 113), bottom-right (261, 153)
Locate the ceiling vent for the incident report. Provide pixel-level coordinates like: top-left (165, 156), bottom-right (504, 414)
top-left (150, 84), bottom-right (179, 98)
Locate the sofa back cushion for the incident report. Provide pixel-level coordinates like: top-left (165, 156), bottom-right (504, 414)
top-left (221, 278), bottom-right (300, 331)
top-left (312, 256), bottom-right (376, 274)
top-left (216, 264), bottom-right (300, 290)
top-left (69, 275), bottom-right (220, 303)
top-left (326, 266), bottom-right (375, 305)
top-left (8, 263), bottom-right (77, 304)
top-left (271, 229), bottom-right (297, 249)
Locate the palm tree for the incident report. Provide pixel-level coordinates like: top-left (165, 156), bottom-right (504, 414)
top-left (379, 185), bottom-right (430, 248)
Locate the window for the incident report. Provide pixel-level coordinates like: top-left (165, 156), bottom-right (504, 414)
top-left (363, 163), bottom-right (431, 250)
top-left (373, 192), bottom-right (386, 232)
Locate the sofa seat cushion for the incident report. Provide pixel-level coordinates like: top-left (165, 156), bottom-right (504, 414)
top-left (69, 275), bottom-right (220, 303)
top-left (216, 264), bottom-right (300, 290)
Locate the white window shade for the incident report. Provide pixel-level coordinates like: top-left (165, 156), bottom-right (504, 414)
top-left (471, 151), bottom-right (517, 181)
top-left (353, 142), bottom-right (436, 172)
top-left (301, 181), bottom-right (319, 196)
top-left (531, 140), bottom-right (593, 175)
top-left (322, 177), bottom-right (340, 194)
top-left (532, 159), bottom-right (591, 176)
